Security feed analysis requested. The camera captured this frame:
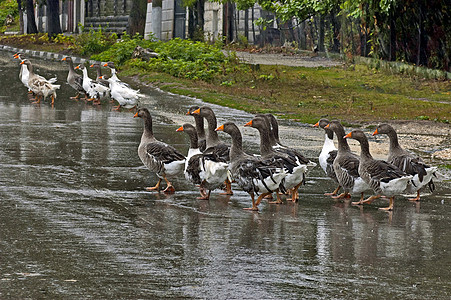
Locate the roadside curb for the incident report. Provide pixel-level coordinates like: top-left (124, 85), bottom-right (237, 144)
top-left (0, 44), bottom-right (101, 65)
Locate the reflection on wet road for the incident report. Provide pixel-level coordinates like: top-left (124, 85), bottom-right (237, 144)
top-left (0, 52), bottom-right (450, 299)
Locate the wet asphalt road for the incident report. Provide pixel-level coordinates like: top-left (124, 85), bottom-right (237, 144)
top-left (0, 51), bottom-right (450, 299)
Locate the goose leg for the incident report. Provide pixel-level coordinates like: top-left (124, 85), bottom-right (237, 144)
top-left (162, 176), bottom-right (175, 194)
top-left (290, 181), bottom-right (304, 202)
top-left (220, 179), bottom-right (233, 195)
top-left (408, 191), bottom-right (421, 202)
top-left (146, 178), bottom-right (162, 192)
top-left (51, 95), bottom-right (55, 107)
top-left (245, 192), bottom-right (271, 211)
top-left (325, 185), bottom-right (341, 196)
top-left (244, 193), bottom-right (258, 211)
top-left (32, 95), bottom-right (41, 104)
top-left (197, 187), bottom-right (210, 200)
top-left (332, 192), bottom-right (351, 199)
top-left (70, 93), bottom-right (80, 100)
top-left (255, 192), bottom-right (271, 207)
top-left (352, 194), bottom-right (380, 206)
top-left (379, 197), bottom-right (394, 211)
top-left (269, 189), bottom-right (283, 204)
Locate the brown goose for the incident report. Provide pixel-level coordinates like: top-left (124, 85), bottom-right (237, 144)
top-left (186, 105), bottom-right (207, 152)
top-left (313, 118), bottom-right (340, 196)
top-left (344, 129), bottom-right (412, 211)
top-left (245, 116), bottom-right (304, 203)
top-left (176, 123), bottom-right (228, 200)
top-left (192, 106), bottom-right (232, 194)
top-left (134, 108), bottom-right (186, 193)
top-left (62, 56), bottom-right (85, 99)
top-left (216, 122), bottom-right (286, 211)
top-left (20, 59), bottom-right (60, 106)
top-left (372, 124), bottom-right (436, 201)
top-left (325, 121), bottom-right (370, 201)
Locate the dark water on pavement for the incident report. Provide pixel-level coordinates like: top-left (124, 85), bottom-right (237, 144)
top-left (0, 52), bottom-right (450, 299)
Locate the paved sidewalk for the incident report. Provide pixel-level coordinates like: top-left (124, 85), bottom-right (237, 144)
top-left (227, 50), bottom-right (343, 68)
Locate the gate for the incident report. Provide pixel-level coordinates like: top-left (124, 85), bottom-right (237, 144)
top-left (173, 0), bottom-right (186, 38)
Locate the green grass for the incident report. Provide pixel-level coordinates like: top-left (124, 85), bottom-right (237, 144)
top-left (122, 62), bottom-right (451, 125)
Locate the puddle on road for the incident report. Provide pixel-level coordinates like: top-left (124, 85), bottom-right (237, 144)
top-left (0, 51), bottom-right (450, 299)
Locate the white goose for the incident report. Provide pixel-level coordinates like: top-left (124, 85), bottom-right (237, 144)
top-left (20, 59), bottom-right (60, 105)
top-left (75, 64), bottom-right (110, 104)
top-left (313, 118), bottom-right (340, 195)
top-left (100, 75), bottom-right (144, 111)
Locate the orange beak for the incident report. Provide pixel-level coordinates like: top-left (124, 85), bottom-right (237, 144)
top-left (90, 64), bottom-right (94, 67)
top-left (372, 128), bottom-right (379, 136)
top-left (20, 61), bottom-right (24, 65)
top-left (103, 63), bottom-right (108, 67)
top-left (313, 121), bottom-right (319, 128)
top-left (133, 112), bottom-right (139, 118)
top-left (176, 126), bottom-right (184, 132)
top-left (344, 132), bottom-right (352, 139)
top-left (215, 124), bottom-right (224, 131)
top-left (98, 76), bottom-right (104, 79)
top-left (62, 57), bottom-right (67, 61)
top-left (192, 108), bottom-right (201, 115)
top-left (186, 110), bottom-right (191, 115)
top-left (244, 120), bottom-right (253, 127)
top-left (324, 124), bottom-right (330, 129)
top-left (75, 65), bottom-right (79, 69)
top-left (13, 55), bottom-right (19, 59)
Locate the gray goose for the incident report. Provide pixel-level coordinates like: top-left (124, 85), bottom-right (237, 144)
top-left (216, 122), bottom-right (286, 211)
top-left (372, 124), bottom-right (436, 201)
top-left (261, 113), bottom-right (316, 201)
top-left (245, 116), bottom-right (304, 203)
top-left (90, 62), bottom-right (111, 88)
top-left (186, 105), bottom-right (207, 152)
top-left (176, 123), bottom-right (228, 200)
top-left (313, 118), bottom-right (340, 196)
top-left (62, 56), bottom-right (85, 99)
top-left (324, 121), bottom-right (370, 201)
top-left (134, 108), bottom-right (186, 193)
top-left (191, 106), bottom-right (232, 194)
top-left (344, 129), bottom-right (412, 211)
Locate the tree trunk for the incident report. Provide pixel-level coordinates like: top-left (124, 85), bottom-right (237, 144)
top-left (17, 0), bottom-right (24, 34)
top-left (299, 20), bottom-right (306, 49)
top-left (251, 6), bottom-right (255, 44)
top-left (389, 10), bottom-right (396, 61)
top-left (244, 8), bottom-right (249, 40)
top-left (129, 0), bottom-right (147, 36)
top-left (47, 0), bottom-right (62, 37)
top-left (318, 15), bottom-right (325, 51)
top-left (25, 0), bottom-right (38, 33)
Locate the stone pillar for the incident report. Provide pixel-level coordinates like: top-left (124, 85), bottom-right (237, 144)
top-left (144, 0), bottom-right (152, 39)
top-left (144, 0), bottom-right (162, 40)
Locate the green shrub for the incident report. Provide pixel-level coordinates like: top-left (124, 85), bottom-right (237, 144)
top-left (93, 37), bottom-right (241, 82)
top-left (75, 26), bottom-right (117, 56)
top-left (91, 33), bottom-right (156, 65)
top-left (0, 0), bottom-right (19, 32)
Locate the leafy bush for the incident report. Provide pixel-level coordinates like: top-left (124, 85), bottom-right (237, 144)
top-left (92, 33), bottom-right (155, 65)
top-left (75, 26), bottom-right (117, 56)
top-left (0, 0), bottom-right (18, 32)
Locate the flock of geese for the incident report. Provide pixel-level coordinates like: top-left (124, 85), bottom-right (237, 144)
top-left (13, 52), bottom-right (144, 109)
top-left (133, 106), bottom-right (437, 212)
top-left (12, 52), bottom-right (437, 212)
